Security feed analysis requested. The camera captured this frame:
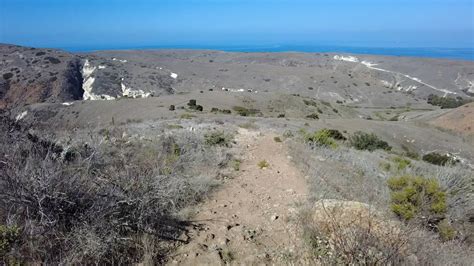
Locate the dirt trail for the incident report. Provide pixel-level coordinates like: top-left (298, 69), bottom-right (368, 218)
top-left (168, 129), bottom-right (309, 265)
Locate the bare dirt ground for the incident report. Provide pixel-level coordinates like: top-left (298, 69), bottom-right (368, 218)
top-left (167, 129), bottom-right (309, 265)
top-left (430, 102), bottom-right (474, 135)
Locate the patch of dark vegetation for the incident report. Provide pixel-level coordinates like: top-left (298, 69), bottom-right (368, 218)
top-left (2, 73), bottom-right (13, 80)
top-left (427, 94), bottom-right (472, 109)
top-left (204, 131), bottom-right (233, 147)
top-left (303, 99), bottom-right (318, 107)
top-left (233, 106), bottom-right (261, 117)
top-left (169, 105), bottom-right (175, 111)
top-left (44, 56), bottom-right (61, 64)
top-left (211, 107), bottom-right (231, 114)
top-left (305, 113), bottom-right (319, 120)
top-left (349, 131), bottom-right (392, 151)
top-left (304, 129), bottom-right (346, 148)
top-left (422, 152), bottom-right (458, 166)
top-left (0, 114), bottom-right (229, 264)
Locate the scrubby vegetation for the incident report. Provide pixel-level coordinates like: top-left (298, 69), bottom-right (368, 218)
top-left (388, 175), bottom-right (447, 221)
top-left (305, 113), bottom-right (319, 120)
top-left (257, 160), bottom-right (270, 169)
top-left (427, 94), bottom-right (472, 109)
top-left (422, 152), bottom-right (457, 166)
top-left (0, 116), bottom-right (231, 264)
top-left (349, 131), bottom-right (392, 151)
top-left (288, 135), bottom-right (473, 264)
top-left (233, 106), bottom-right (262, 117)
top-left (303, 129), bottom-right (344, 148)
top-left (204, 131), bottom-right (233, 147)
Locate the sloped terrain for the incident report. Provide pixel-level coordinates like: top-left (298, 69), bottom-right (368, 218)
top-left (1, 45), bottom-right (474, 264)
top-left (430, 102), bottom-right (474, 135)
top-left (0, 44), bottom-right (83, 108)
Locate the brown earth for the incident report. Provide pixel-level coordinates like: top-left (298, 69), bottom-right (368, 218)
top-left (430, 102), bottom-right (474, 135)
top-left (167, 129), bottom-right (309, 265)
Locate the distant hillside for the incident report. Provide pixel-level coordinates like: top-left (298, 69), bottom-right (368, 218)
top-left (1, 44), bottom-right (473, 109)
top-left (431, 102), bottom-right (474, 135)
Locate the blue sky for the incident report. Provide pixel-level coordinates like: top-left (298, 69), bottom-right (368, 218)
top-left (1, 0), bottom-right (473, 49)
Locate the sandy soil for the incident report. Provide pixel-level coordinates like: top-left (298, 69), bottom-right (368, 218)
top-left (430, 102), bottom-right (474, 135)
top-left (167, 129), bottom-right (309, 265)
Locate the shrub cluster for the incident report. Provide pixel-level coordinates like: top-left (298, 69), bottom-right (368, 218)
top-left (388, 175), bottom-right (447, 221)
top-left (204, 131), bottom-right (233, 147)
top-left (232, 106), bottom-right (262, 117)
top-left (0, 116), bottom-right (228, 264)
top-left (305, 113), bottom-right (319, 120)
top-left (422, 152), bottom-right (457, 166)
top-left (187, 99), bottom-right (203, 111)
top-left (349, 131), bottom-right (391, 151)
top-left (210, 107), bottom-right (232, 114)
top-left (304, 129), bottom-right (345, 149)
top-left (427, 94), bottom-right (471, 109)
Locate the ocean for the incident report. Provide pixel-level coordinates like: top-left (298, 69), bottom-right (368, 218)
top-left (66, 44), bottom-right (474, 61)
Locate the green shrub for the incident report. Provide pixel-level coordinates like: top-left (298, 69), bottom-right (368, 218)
top-left (169, 105), bottom-right (175, 111)
top-left (427, 94), bottom-right (472, 109)
top-left (304, 129), bottom-right (339, 149)
top-left (204, 131), bottom-right (233, 147)
top-left (391, 157), bottom-right (411, 170)
top-left (303, 99), bottom-right (318, 107)
top-left (274, 136), bottom-right (282, 143)
top-left (437, 219), bottom-right (456, 241)
top-left (232, 159), bottom-right (242, 171)
top-left (380, 162), bottom-right (391, 171)
top-left (257, 160), bottom-right (270, 169)
top-left (422, 152), bottom-right (457, 166)
top-left (388, 175), bottom-right (447, 221)
top-left (306, 113), bottom-right (319, 120)
top-left (187, 99), bottom-right (197, 107)
top-left (180, 113), bottom-right (196, 119)
top-left (0, 225), bottom-right (20, 256)
top-left (349, 131), bottom-right (392, 151)
top-left (196, 105), bottom-right (203, 112)
top-left (233, 106), bottom-right (261, 117)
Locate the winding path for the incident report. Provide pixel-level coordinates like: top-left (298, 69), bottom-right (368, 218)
top-left (168, 129), bottom-right (309, 265)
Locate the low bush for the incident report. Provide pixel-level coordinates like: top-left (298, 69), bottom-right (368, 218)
top-left (0, 225), bottom-right (20, 257)
top-left (257, 160), bottom-right (270, 169)
top-left (233, 106), bottom-right (261, 117)
top-left (422, 152), bottom-right (457, 166)
top-left (303, 99), bottom-right (318, 107)
top-left (305, 113), bottom-right (319, 120)
top-left (2, 73), bottom-right (13, 80)
top-left (391, 157), bottom-right (411, 171)
top-left (427, 94), bottom-right (472, 109)
top-left (180, 113), bottom-right (196, 119)
top-left (44, 56), bottom-right (61, 64)
top-left (274, 136), bottom-right (282, 143)
top-left (349, 131), bottom-right (391, 151)
top-left (0, 116), bottom-right (229, 264)
top-left (231, 159), bottom-right (242, 171)
top-left (204, 131), bottom-right (233, 147)
top-left (388, 175), bottom-right (447, 221)
top-left (187, 99), bottom-right (197, 108)
top-left (304, 129), bottom-right (341, 149)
